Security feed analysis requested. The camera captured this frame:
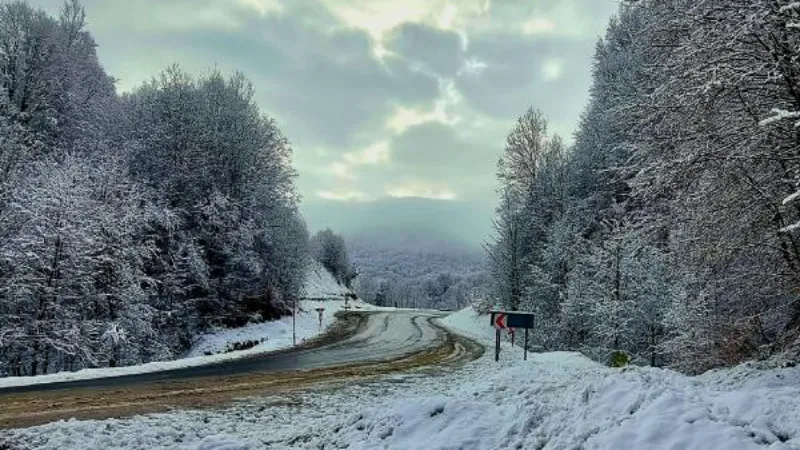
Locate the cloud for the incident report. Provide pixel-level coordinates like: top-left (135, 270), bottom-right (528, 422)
top-left (232, 0), bottom-right (284, 16)
top-left (384, 78), bottom-right (462, 135)
top-left (384, 23), bottom-right (464, 77)
top-left (391, 123), bottom-right (482, 172)
top-left (460, 58), bottom-right (489, 76)
top-left (383, 121), bottom-right (499, 204)
top-left (437, 4), bottom-right (458, 29)
top-left (34, 0), bottom-right (619, 243)
top-left (327, 162), bottom-right (354, 180)
top-left (318, 190), bottom-right (371, 202)
top-left (541, 59), bottom-right (564, 81)
top-left (452, 31), bottom-right (595, 128)
top-left (317, 0), bottom-right (488, 57)
top-left (480, 0), bottom-right (617, 38)
top-left (343, 141), bottom-right (391, 166)
top-left (386, 181), bottom-right (458, 200)
top-left (48, 0), bottom-right (440, 148)
top-left (523, 17), bottom-right (556, 35)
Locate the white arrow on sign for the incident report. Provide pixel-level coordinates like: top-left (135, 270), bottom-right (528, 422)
top-left (494, 313), bottom-right (507, 329)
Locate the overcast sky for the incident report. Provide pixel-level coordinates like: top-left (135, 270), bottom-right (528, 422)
top-left (36, 0), bottom-right (618, 246)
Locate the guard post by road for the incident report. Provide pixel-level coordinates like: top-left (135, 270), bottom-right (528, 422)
top-left (490, 310), bottom-right (535, 361)
top-left (315, 307), bottom-right (325, 330)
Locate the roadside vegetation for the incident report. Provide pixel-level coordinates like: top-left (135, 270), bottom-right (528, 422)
top-left (486, 0), bottom-right (800, 373)
top-left (0, 0), bottom-right (310, 376)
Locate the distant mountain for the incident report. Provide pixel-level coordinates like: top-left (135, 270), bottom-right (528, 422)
top-left (348, 227), bottom-right (481, 255)
top-left (348, 229), bottom-right (484, 278)
top-left (348, 229), bottom-right (488, 310)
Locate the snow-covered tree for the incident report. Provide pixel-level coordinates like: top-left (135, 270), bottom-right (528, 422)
top-left (309, 228), bottom-right (353, 287)
top-left (0, 1), bottom-right (308, 376)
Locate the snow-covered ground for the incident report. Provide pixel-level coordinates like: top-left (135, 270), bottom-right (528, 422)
top-left (301, 259), bottom-right (353, 300)
top-left (440, 305), bottom-right (497, 341)
top-left (0, 262), bottom-right (360, 389)
top-left (185, 299), bottom-right (365, 357)
top-left (3, 306), bottom-right (800, 449)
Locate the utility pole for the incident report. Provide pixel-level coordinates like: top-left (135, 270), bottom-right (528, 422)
top-left (292, 296), bottom-right (296, 346)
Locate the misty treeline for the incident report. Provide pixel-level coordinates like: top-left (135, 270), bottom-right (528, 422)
top-left (351, 235), bottom-right (488, 310)
top-left (487, 0), bottom-right (800, 372)
top-left (0, 1), bottom-right (309, 376)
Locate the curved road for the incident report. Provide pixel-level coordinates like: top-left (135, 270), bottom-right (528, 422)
top-left (0, 310), bottom-right (484, 428)
top-left (2, 311), bottom-right (445, 393)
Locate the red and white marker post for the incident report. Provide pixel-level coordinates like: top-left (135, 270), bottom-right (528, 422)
top-left (493, 312), bottom-right (507, 361)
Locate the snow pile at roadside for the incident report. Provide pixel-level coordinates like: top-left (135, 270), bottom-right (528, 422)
top-left (439, 305), bottom-right (495, 341)
top-left (302, 259), bottom-right (352, 299)
top-left (186, 299), bottom-right (365, 357)
top-left (317, 308), bottom-right (800, 449)
top-left (327, 350), bottom-right (800, 449)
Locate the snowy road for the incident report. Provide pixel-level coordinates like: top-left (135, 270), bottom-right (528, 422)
top-left (0, 311), bottom-right (483, 428)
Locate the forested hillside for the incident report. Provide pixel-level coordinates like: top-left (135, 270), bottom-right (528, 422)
top-left (487, 0), bottom-right (800, 373)
top-left (351, 230), bottom-right (488, 310)
top-left (0, 1), bottom-right (307, 376)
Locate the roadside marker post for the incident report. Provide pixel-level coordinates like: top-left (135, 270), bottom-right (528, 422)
top-left (490, 310), bottom-right (535, 362)
top-left (495, 328), bottom-right (501, 361)
top-left (315, 307), bottom-right (325, 330)
top-left (525, 328), bottom-right (529, 361)
top-left (292, 297), bottom-right (297, 346)
top-left (492, 312), bottom-right (506, 361)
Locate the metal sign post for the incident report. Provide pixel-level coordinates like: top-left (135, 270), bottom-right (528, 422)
top-left (524, 327), bottom-right (529, 361)
top-left (490, 310), bottom-right (534, 362)
top-left (315, 307), bottom-right (325, 330)
top-left (495, 328), bottom-right (501, 361)
top-left (492, 312), bottom-right (506, 361)
top-left (292, 297), bottom-right (297, 346)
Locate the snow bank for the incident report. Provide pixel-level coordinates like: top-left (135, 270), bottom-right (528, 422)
top-left (439, 306), bottom-right (522, 353)
top-left (329, 353), bottom-right (800, 449)
top-left (318, 307), bottom-right (800, 449)
top-left (439, 306), bottom-right (495, 341)
top-left (301, 259), bottom-right (351, 300)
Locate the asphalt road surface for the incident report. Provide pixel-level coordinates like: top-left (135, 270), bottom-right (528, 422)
top-left (0, 310), bottom-right (473, 394)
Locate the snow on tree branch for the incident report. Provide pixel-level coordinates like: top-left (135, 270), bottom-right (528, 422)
top-left (758, 108), bottom-right (800, 127)
top-left (783, 191), bottom-right (800, 205)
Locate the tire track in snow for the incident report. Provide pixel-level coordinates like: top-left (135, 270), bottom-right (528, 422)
top-left (0, 311), bottom-right (483, 429)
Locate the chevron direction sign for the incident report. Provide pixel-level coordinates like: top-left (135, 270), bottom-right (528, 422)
top-left (490, 311), bottom-right (534, 329)
top-left (490, 310), bottom-right (535, 362)
top-left (493, 312), bottom-right (507, 329)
